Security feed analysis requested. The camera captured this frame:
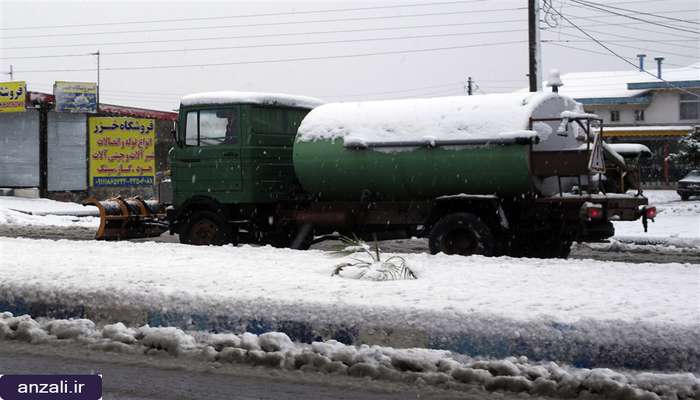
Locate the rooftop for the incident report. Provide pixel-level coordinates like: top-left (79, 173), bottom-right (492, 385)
top-left (537, 63), bottom-right (700, 103)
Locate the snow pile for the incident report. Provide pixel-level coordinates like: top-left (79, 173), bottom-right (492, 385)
top-left (0, 196), bottom-right (98, 216)
top-left (1, 312), bottom-right (697, 399)
top-left (139, 325), bottom-right (197, 355)
top-left (0, 196), bottom-right (99, 228)
top-left (297, 92), bottom-right (573, 143)
top-left (578, 239), bottom-right (700, 255)
top-left (180, 91), bottom-right (324, 110)
top-left (606, 143), bottom-right (652, 157)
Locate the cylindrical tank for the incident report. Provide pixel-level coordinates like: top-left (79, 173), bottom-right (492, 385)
top-left (293, 92), bottom-right (583, 201)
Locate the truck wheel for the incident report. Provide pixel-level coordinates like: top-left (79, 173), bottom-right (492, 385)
top-left (180, 210), bottom-right (235, 246)
top-left (429, 213), bottom-right (495, 256)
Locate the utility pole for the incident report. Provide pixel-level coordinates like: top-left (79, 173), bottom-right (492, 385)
top-left (92, 50), bottom-right (100, 111)
top-left (466, 77), bottom-right (473, 96)
top-left (8, 65), bottom-right (13, 80)
top-left (528, 0), bottom-right (542, 92)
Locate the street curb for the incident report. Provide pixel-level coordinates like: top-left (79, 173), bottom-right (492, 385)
top-left (1, 296), bottom-right (698, 372)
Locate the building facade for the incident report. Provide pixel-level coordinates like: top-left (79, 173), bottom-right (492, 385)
top-left (0, 88), bottom-right (177, 202)
top-left (556, 63), bottom-right (700, 186)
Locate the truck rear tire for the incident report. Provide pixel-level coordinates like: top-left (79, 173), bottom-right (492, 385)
top-left (429, 213), bottom-right (495, 256)
top-left (180, 210), bottom-right (235, 246)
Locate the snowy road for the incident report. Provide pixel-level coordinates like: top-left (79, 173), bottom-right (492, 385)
top-left (2, 342), bottom-right (500, 400)
top-left (0, 225), bottom-right (698, 264)
top-left (0, 190), bottom-right (698, 264)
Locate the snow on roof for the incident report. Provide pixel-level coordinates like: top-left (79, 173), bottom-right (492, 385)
top-left (601, 125), bottom-right (695, 132)
top-left (180, 91), bottom-right (324, 109)
top-left (541, 63), bottom-right (700, 100)
top-left (298, 92), bottom-right (575, 143)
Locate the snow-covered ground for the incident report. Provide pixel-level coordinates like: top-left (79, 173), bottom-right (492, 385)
top-left (613, 190), bottom-right (700, 241)
top-left (0, 236), bottom-right (698, 372)
top-left (1, 237), bottom-right (696, 326)
top-left (1, 312), bottom-right (697, 400)
top-left (0, 196), bottom-right (99, 228)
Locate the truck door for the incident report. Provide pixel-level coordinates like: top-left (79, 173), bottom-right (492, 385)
top-left (172, 107), bottom-right (242, 203)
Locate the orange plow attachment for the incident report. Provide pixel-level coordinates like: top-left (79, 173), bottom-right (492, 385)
top-left (83, 196), bottom-right (169, 241)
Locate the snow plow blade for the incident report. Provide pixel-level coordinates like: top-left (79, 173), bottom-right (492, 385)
top-left (83, 197), bottom-right (168, 241)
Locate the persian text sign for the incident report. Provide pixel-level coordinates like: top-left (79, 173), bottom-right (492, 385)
top-left (0, 81), bottom-right (26, 112)
top-left (89, 116), bottom-right (156, 187)
top-left (54, 81), bottom-right (97, 113)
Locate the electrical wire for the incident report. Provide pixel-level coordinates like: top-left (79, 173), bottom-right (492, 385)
top-left (0, 28), bottom-right (526, 61)
top-left (552, 16), bottom-right (700, 41)
top-left (0, 18), bottom-right (527, 51)
top-left (0, 0), bottom-right (494, 30)
top-left (567, 0), bottom-right (700, 34)
top-left (11, 40), bottom-right (526, 74)
top-left (547, 8), bottom-right (700, 98)
top-left (572, 0), bottom-right (700, 25)
top-left (543, 31), bottom-right (700, 55)
top-left (0, 7), bottom-right (527, 40)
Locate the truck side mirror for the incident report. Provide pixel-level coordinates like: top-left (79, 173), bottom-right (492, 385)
top-left (170, 129), bottom-right (178, 145)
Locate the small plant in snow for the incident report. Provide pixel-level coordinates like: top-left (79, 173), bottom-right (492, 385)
top-left (332, 235), bottom-right (416, 281)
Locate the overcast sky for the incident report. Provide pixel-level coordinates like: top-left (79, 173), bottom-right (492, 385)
top-left (1, 0), bottom-right (698, 110)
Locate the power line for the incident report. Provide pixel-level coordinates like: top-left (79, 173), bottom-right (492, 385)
top-left (544, 38), bottom-right (698, 44)
top-left (3, 8), bottom-right (694, 53)
top-left (545, 42), bottom-right (692, 68)
top-left (552, 15), bottom-right (700, 40)
top-left (11, 40), bottom-right (526, 74)
top-left (0, 28), bottom-right (526, 61)
top-left (572, 0), bottom-right (700, 25)
top-left (0, 0), bottom-right (494, 31)
top-left (543, 31), bottom-right (700, 55)
top-left (547, 8), bottom-right (700, 98)
top-left (0, 7), bottom-right (526, 40)
top-left (567, 0), bottom-right (700, 34)
top-left (0, 18), bottom-right (527, 51)
top-left (322, 82), bottom-right (463, 98)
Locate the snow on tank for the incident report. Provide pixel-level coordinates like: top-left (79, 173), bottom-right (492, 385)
top-left (180, 91), bottom-right (324, 109)
top-left (297, 92), bottom-right (585, 150)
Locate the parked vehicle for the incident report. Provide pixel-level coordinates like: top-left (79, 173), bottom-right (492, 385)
top-left (86, 90), bottom-right (655, 258)
top-left (677, 170), bottom-right (700, 201)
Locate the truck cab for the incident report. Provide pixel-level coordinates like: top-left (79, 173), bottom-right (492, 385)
top-left (169, 92), bottom-right (323, 245)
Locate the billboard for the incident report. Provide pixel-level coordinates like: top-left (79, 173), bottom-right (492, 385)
top-left (0, 81), bottom-right (26, 113)
top-left (54, 81), bottom-right (97, 113)
top-left (89, 116), bottom-right (156, 187)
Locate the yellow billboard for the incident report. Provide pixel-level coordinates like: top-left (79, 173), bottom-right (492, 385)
top-left (89, 116), bottom-right (156, 187)
top-left (0, 81), bottom-right (26, 112)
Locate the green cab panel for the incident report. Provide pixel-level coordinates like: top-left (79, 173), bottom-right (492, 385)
top-left (293, 138), bottom-right (533, 201)
top-left (242, 105), bottom-right (309, 203)
top-left (172, 103), bottom-right (312, 208)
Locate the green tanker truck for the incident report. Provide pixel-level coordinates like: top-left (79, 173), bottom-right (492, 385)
top-left (90, 90), bottom-right (655, 258)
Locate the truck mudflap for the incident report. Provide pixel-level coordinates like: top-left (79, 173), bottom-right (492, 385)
top-left (83, 196), bottom-right (168, 240)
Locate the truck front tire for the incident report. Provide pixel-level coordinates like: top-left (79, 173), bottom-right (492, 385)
top-left (429, 213), bottom-right (495, 256)
top-left (180, 210), bottom-right (235, 246)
